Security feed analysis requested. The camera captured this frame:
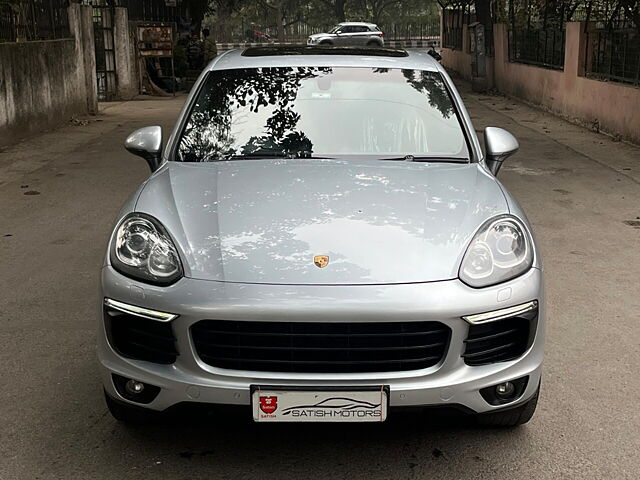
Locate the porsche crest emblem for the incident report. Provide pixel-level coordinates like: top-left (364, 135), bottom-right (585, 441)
top-left (314, 255), bottom-right (330, 268)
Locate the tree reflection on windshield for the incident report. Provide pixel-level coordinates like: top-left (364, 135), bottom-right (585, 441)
top-left (178, 66), bottom-right (466, 161)
top-left (179, 67), bottom-right (331, 161)
top-left (242, 100), bottom-right (313, 157)
top-left (401, 69), bottom-right (454, 119)
top-left (371, 67), bottom-right (454, 119)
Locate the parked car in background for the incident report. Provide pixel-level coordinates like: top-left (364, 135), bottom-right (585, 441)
top-left (245, 28), bottom-right (271, 43)
top-left (307, 22), bottom-right (384, 47)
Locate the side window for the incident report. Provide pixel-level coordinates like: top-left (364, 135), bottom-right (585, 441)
top-left (353, 26), bottom-right (368, 33)
top-left (341, 26), bottom-right (353, 33)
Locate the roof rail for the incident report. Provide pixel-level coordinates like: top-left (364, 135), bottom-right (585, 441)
top-left (241, 45), bottom-right (409, 58)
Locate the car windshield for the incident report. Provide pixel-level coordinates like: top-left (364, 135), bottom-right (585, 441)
top-left (177, 67), bottom-right (470, 162)
top-left (329, 25), bottom-right (342, 33)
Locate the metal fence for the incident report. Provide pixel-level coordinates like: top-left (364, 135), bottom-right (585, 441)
top-left (264, 22), bottom-right (332, 42)
top-left (213, 22), bottom-right (329, 44)
top-left (484, 23), bottom-right (494, 56)
top-left (81, 0), bottom-right (186, 23)
top-left (585, 28), bottom-right (640, 86)
top-left (91, 5), bottom-right (117, 101)
top-left (380, 22), bottom-right (440, 41)
top-left (442, 7), bottom-right (471, 50)
top-left (0, 4), bottom-right (15, 42)
top-left (118, 0), bottom-right (185, 23)
top-left (508, 28), bottom-right (565, 70)
top-left (443, 26), bottom-right (463, 49)
top-left (0, 0), bottom-right (70, 42)
top-left (212, 21), bottom-right (441, 44)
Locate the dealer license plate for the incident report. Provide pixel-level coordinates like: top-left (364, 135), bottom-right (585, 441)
top-left (251, 386), bottom-right (388, 423)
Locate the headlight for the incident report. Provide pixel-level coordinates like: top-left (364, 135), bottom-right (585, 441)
top-left (459, 215), bottom-right (533, 288)
top-left (110, 213), bottom-right (183, 285)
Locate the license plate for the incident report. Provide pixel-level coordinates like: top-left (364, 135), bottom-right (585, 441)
top-left (251, 386), bottom-right (388, 423)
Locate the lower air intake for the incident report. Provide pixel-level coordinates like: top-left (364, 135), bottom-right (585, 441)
top-left (105, 308), bottom-right (178, 364)
top-left (463, 314), bottom-right (536, 366)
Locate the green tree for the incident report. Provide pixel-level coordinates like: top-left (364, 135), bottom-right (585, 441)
top-left (259, 0), bottom-right (307, 40)
top-left (351, 0), bottom-right (439, 24)
top-left (211, 0), bottom-right (252, 39)
top-left (367, 0), bottom-right (404, 23)
top-left (320, 0), bottom-right (349, 21)
top-left (617, 0), bottom-right (640, 32)
top-left (184, 0), bottom-right (214, 33)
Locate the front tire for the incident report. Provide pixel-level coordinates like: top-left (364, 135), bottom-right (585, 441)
top-left (476, 387), bottom-right (539, 427)
top-left (104, 391), bottom-right (160, 424)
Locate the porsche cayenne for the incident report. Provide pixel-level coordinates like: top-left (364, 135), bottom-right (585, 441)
top-left (99, 46), bottom-right (544, 427)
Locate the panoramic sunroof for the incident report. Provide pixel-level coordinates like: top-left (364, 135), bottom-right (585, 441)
top-left (242, 45), bottom-right (409, 58)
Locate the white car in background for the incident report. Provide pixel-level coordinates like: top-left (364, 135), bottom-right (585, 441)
top-left (307, 22), bottom-right (384, 47)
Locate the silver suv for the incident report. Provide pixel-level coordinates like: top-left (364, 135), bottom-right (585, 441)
top-left (100, 46), bottom-right (543, 427)
top-left (307, 22), bottom-right (384, 47)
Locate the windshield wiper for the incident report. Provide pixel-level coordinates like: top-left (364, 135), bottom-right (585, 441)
top-left (209, 152), bottom-right (335, 161)
top-left (378, 155), bottom-right (469, 163)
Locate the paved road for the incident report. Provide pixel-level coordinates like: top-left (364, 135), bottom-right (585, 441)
top-left (1, 85), bottom-right (638, 479)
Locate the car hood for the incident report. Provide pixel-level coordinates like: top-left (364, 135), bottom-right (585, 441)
top-left (135, 160), bottom-right (508, 285)
top-left (309, 33), bottom-right (330, 39)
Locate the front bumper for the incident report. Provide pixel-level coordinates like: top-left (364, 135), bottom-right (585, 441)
top-left (98, 266), bottom-right (544, 414)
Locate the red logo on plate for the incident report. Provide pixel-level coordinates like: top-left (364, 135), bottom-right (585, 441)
top-left (259, 396), bottom-right (278, 414)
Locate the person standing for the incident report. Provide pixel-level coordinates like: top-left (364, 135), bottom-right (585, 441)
top-left (186, 32), bottom-right (203, 70)
top-left (202, 28), bottom-right (218, 63)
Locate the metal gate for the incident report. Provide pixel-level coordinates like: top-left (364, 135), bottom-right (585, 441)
top-left (92, 5), bottom-right (117, 101)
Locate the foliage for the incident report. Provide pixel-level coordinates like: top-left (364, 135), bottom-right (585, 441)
top-left (490, 0), bottom-right (640, 29)
top-left (179, 67), bottom-right (330, 161)
top-left (438, 0), bottom-right (640, 32)
top-left (206, 0), bottom-right (441, 41)
top-left (178, 66), bottom-right (456, 161)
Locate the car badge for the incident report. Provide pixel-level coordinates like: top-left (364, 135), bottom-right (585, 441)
top-left (314, 255), bottom-right (330, 268)
top-left (260, 396), bottom-right (277, 414)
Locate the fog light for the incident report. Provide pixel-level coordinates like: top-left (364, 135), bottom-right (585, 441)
top-left (480, 376), bottom-right (529, 406)
top-left (495, 382), bottom-right (515, 399)
top-left (125, 379), bottom-right (145, 395)
top-left (112, 374), bottom-right (160, 404)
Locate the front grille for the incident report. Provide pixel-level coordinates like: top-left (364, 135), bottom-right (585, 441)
top-left (105, 308), bottom-right (178, 364)
top-left (191, 320), bottom-right (451, 373)
top-left (463, 316), bottom-right (535, 366)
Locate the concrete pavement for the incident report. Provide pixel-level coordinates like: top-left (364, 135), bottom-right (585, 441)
top-left (0, 87), bottom-right (638, 479)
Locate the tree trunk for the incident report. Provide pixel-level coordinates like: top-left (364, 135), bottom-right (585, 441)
top-left (335, 0), bottom-right (346, 22)
top-left (277, 2), bottom-right (285, 41)
top-left (371, 0), bottom-right (402, 24)
top-left (475, 0), bottom-right (491, 28)
top-left (214, 1), bottom-right (236, 42)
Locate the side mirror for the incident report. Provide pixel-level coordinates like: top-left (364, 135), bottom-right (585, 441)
top-left (484, 127), bottom-right (519, 175)
top-left (428, 49), bottom-right (442, 61)
top-left (125, 126), bottom-right (162, 172)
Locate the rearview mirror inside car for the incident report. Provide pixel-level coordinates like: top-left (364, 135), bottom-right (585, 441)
top-left (484, 127), bottom-right (519, 176)
top-left (124, 126), bottom-right (162, 172)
